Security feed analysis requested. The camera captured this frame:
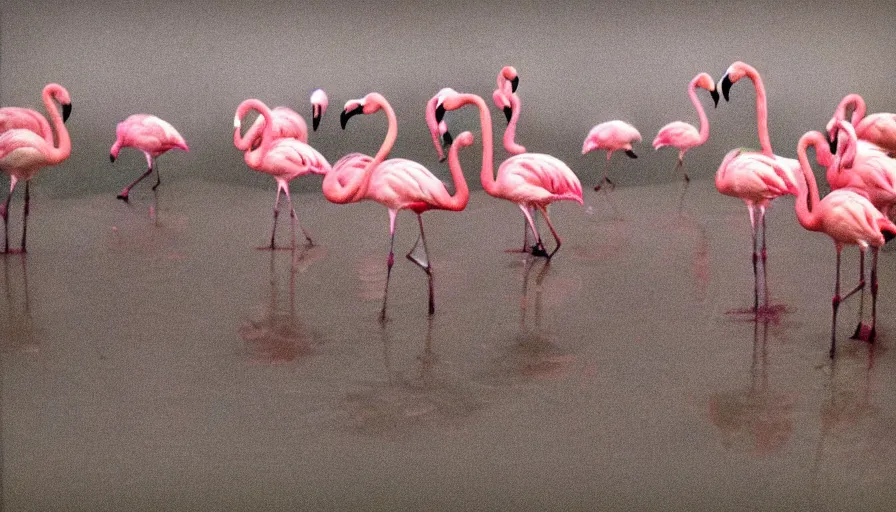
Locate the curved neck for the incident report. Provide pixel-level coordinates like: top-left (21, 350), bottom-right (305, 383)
top-left (441, 137), bottom-right (470, 211)
top-left (794, 131), bottom-right (825, 231)
top-left (689, 78), bottom-right (710, 145)
top-left (369, 94), bottom-right (398, 171)
top-left (42, 89), bottom-right (70, 163)
top-left (743, 66), bottom-right (773, 157)
top-left (236, 99), bottom-right (274, 167)
top-left (843, 93), bottom-right (867, 125)
top-left (455, 93), bottom-right (498, 196)
top-left (503, 93), bottom-right (526, 155)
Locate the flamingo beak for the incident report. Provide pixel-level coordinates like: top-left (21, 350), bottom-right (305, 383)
top-left (435, 104), bottom-right (446, 124)
top-left (440, 130), bottom-right (453, 163)
top-left (828, 134), bottom-right (838, 155)
top-left (721, 75), bottom-right (732, 102)
top-left (340, 105), bottom-right (363, 129)
top-left (625, 150), bottom-right (638, 159)
top-left (710, 89), bottom-right (720, 108)
top-left (510, 76), bottom-right (519, 93)
top-left (312, 106), bottom-right (322, 131)
top-left (885, 229), bottom-right (896, 243)
top-left (109, 153), bottom-right (116, 163)
top-left (63, 103), bottom-right (72, 122)
top-left (503, 106), bottom-right (512, 123)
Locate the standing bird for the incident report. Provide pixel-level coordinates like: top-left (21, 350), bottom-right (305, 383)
top-left (652, 72), bottom-right (719, 182)
top-left (323, 92), bottom-right (473, 320)
top-left (0, 83), bottom-right (72, 144)
top-left (234, 99), bottom-right (331, 249)
top-left (582, 120), bottom-right (642, 191)
top-left (716, 61), bottom-right (799, 314)
top-left (0, 85), bottom-right (72, 253)
top-left (110, 115), bottom-right (189, 202)
top-left (234, 89), bottom-right (328, 152)
top-left (791, 129), bottom-right (896, 357)
top-left (432, 89), bottom-right (583, 259)
top-left (826, 93), bottom-right (896, 156)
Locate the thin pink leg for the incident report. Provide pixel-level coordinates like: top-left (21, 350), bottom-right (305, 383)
top-left (831, 246), bottom-right (844, 359)
top-left (538, 205), bottom-right (563, 259)
top-left (151, 157), bottom-right (161, 190)
top-left (519, 205), bottom-right (547, 257)
top-left (380, 210), bottom-right (398, 323)
top-left (118, 153), bottom-right (155, 202)
top-left (594, 153), bottom-right (614, 191)
top-left (1, 177), bottom-right (16, 253)
top-left (269, 185), bottom-right (283, 249)
top-left (405, 214), bottom-right (435, 315)
top-left (284, 184), bottom-right (313, 247)
top-left (747, 204), bottom-right (759, 314)
top-left (20, 181), bottom-right (30, 253)
top-left (870, 247), bottom-right (879, 342)
top-left (850, 250), bottom-right (868, 339)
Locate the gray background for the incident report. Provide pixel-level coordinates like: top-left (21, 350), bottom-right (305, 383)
top-left (2, 0), bottom-right (895, 197)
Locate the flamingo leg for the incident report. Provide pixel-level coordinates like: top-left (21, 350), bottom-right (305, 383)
top-left (151, 157), bottom-right (161, 190)
top-left (760, 206), bottom-right (769, 309)
top-left (269, 184), bottom-right (283, 249)
top-left (850, 249), bottom-right (868, 340)
top-left (117, 153), bottom-right (154, 202)
top-left (1, 177), bottom-right (17, 253)
top-left (869, 247), bottom-right (879, 342)
top-left (747, 204), bottom-right (759, 314)
top-left (519, 204), bottom-right (547, 257)
top-left (594, 153), bottom-right (615, 191)
top-left (380, 210), bottom-right (398, 323)
top-left (676, 152), bottom-right (689, 182)
top-left (283, 182), bottom-right (313, 248)
top-left (538, 205), bottom-right (563, 260)
top-left (405, 214), bottom-right (435, 315)
top-left (831, 246), bottom-right (844, 359)
top-left (506, 207), bottom-right (535, 254)
top-left (20, 181), bottom-right (30, 253)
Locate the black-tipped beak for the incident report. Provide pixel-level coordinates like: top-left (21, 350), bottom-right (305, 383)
top-left (439, 130), bottom-right (453, 163)
top-left (721, 75), bottom-right (732, 102)
top-left (340, 105), bottom-right (363, 129)
top-left (435, 104), bottom-right (446, 124)
top-left (510, 76), bottom-right (519, 93)
top-left (313, 113), bottom-right (322, 131)
top-left (62, 103), bottom-right (72, 123)
top-left (503, 106), bottom-right (512, 123)
top-left (710, 89), bottom-right (720, 108)
top-left (829, 134), bottom-right (838, 155)
top-left (625, 150), bottom-right (638, 159)
top-left (885, 229), bottom-right (896, 243)
top-left (110, 153), bottom-right (116, 163)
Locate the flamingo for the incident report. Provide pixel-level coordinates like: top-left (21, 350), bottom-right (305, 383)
top-left (323, 92), bottom-right (472, 320)
top-left (234, 89), bottom-right (328, 152)
top-left (716, 61), bottom-right (799, 314)
top-left (0, 83), bottom-right (72, 144)
top-left (826, 120), bottom-right (896, 218)
top-left (110, 114), bottom-right (189, 202)
top-left (582, 120), bottom-right (642, 191)
top-left (0, 86), bottom-right (72, 254)
top-left (791, 129), bottom-right (896, 357)
top-left (492, 65), bottom-right (526, 155)
top-left (826, 93), bottom-right (896, 156)
top-left (432, 89), bottom-right (583, 259)
top-left (652, 72), bottom-right (719, 182)
top-left (234, 99), bottom-right (331, 249)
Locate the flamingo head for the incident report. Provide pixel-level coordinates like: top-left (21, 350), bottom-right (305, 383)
top-left (310, 88), bottom-right (328, 131)
top-left (499, 65), bottom-right (519, 93)
top-left (45, 83), bottom-right (73, 122)
top-left (340, 93), bottom-right (386, 129)
top-left (492, 89), bottom-right (513, 123)
top-left (832, 119), bottom-right (858, 169)
top-left (719, 62), bottom-right (750, 102)
top-left (694, 73), bottom-right (719, 107)
top-left (428, 88), bottom-right (459, 161)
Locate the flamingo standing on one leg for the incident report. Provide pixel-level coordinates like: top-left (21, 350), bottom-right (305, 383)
top-left (791, 129), bottom-right (896, 358)
top-left (0, 83), bottom-right (72, 144)
top-left (235, 99), bottom-right (332, 249)
top-left (110, 114), bottom-right (189, 202)
top-left (652, 72), bottom-right (719, 183)
top-left (234, 89), bottom-right (328, 152)
top-left (582, 120), bottom-right (642, 191)
top-left (826, 93), bottom-right (896, 156)
top-left (716, 61), bottom-right (800, 315)
top-left (323, 92), bottom-right (473, 320)
top-left (0, 87), bottom-right (72, 253)
top-left (432, 89), bottom-right (583, 259)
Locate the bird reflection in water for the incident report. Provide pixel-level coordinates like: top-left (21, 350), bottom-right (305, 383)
top-left (708, 317), bottom-right (794, 454)
top-left (341, 317), bottom-right (481, 436)
top-left (1, 254), bottom-right (39, 353)
top-left (485, 258), bottom-right (576, 384)
top-left (238, 246), bottom-right (323, 364)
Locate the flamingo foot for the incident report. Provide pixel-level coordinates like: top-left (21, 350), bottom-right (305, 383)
top-left (116, 192), bottom-right (130, 202)
top-left (1, 247), bottom-right (24, 255)
top-left (850, 323), bottom-right (876, 342)
top-left (594, 178), bottom-right (615, 192)
top-left (530, 244), bottom-right (549, 258)
top-left (726, 303), bottom-right (788, 324)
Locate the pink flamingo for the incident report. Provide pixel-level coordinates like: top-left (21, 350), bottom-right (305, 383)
top-left (716, 61), bottom-right (800, 314)
top-left (652, 72), bottom-right (719, 182)
top-left (0, 83), bottom-right (72, 144)
top-left (110, 114), bottom-right (189, 202)
top-left (0, 87), bottom-right (72, 253)
top-left (323, 92), bottom-right (473, 320)
top-left (234, 99), bottom-right (331, 249)
top-left (791, 128), bottom-right (896, 357)
top-left (582, 120), bottom-right (642, 191)
top-left (432, 89), bottom-right (583, 259)
top-left (234, 89), bottom-right (328, 151)
top-left (826, 93), bottom-right (896, 155)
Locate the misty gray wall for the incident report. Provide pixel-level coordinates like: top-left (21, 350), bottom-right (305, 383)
top-left (2, 1), bottom-right (895, 198)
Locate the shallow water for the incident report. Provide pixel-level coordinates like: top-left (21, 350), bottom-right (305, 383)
top-left (2, 178), bottom-right (896, 510)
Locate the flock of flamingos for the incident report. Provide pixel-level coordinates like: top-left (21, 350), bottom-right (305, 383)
top-left (1, 61), bottom-right (896, 359)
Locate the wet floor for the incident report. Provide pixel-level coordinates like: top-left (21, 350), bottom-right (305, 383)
top-left (2, 177), bottom-right (896, 510)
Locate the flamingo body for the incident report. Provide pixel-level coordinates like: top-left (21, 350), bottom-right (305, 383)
top-left (110, 114), bottom-right (188, 201)
top-left (582, 120), bottom-right (641, 190)
top-left (0, 83), bottom-right (71, 144)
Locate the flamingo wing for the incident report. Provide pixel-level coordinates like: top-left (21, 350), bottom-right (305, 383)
top-left (263, 139), bottom-right (332, 177)
top-left (498, 153), bottom-right (583, 205)
top-left (653, 121), bottom-right (699, 151)
top-left (367, 158), bottom-right (449, 210)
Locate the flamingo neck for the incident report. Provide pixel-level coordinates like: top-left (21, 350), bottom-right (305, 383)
top-left (441, 136), bottom-right (470, 211)
top-left (690, 78), bottom-right (710, 145)
top-left (503, 94), bottom-right (526, 155)
top-left (743, 66), bottom-right (773, 157)
top-left (237, 99), bottom-right (274, 168)
top-left (43, 89), bottom-right (70, 164)
top-left (370, 95), bottom-right (398, 170)
top-left (794, 132), bottom-right (825, 231)
top-left (845, 93), bottom-right (867, 125)
top-left (460, 93), bottom-right (499, 196)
